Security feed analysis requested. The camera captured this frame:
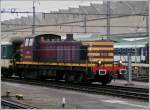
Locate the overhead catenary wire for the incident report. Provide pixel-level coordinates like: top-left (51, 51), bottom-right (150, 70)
top-left (1, 23), bottom-right (147, 28)
top-left (1, 11), bottom-right (148, 16)
top-left (1, 32), bottom-right (147, 40)
top-left (2, 14), bottom-right (147, 32)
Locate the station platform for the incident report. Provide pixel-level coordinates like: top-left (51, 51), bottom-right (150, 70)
top-left (109, 79), bottom-right (149, 89)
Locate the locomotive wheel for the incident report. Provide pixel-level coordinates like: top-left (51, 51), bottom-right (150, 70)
top-left (101, 76), bottom-right (112, 86)
top-left (17, 69), bottom-right (23, 79)
top-left (63, 74), bottom-right (74, 82)
top-left (39, 76), bottom-right (46, 81)
top-left (55, 72), bottom-right (62, 81)
top-left (38, 70), bottom-right (46, 80)
top-left (63, 74), bottom-right (69, 82)
top-left (62, 74), bottom-right (66, 80)
top-left (67, 74), bottom-right (74, 82)
top-left (22, 70), bottom-right (28, 79)
top-left (75, 74), bottom-right (83, 83)
top-left (86, 80), bottom-right (92, 84)
top-left (107, 75), bottom-right (113, 84)
top-left (69, 75), bottom-right (75, 82)
top-left (106, 72), bottom-right (113, 84)
top-left (101, 80), bottom-right (108, 86)
top-left (73, 74), bottom-right (80, 83)
top-left (18, 73), bottom-right (22, 79)
top-left (2, 69), bottom-right (13, 78)
top-left (2, 73), bottom-right (8, 78)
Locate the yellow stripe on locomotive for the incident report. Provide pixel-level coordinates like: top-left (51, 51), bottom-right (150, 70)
top-left (82, 40), bottom-right (114, 65)
top-left (82, 41), bottom-right (113, 45)
top-left (88, 53), bottom-right (113, 56)
top-left (89, 58), bottom-right (114, 62)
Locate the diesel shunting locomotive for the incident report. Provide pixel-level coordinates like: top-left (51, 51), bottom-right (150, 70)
top-left (1, 34), bottom-right (127, 85)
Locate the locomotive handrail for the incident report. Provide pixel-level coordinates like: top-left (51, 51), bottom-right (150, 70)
top-left (15, 61), bottom-right (96, 67)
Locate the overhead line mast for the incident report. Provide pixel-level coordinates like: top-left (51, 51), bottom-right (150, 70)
top-left (146, 2), bottom-right (149, 36)
top-left (106, 1), bottom-right (110, 40)
top-left (32, 1), bottom-right (35, 35)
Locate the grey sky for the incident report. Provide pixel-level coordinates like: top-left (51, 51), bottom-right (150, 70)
top-left (1, 1), bottom-right (103, 21)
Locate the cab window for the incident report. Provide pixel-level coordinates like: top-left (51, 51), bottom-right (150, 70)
top-left (2, 46), bottom-right (6, 58)
top-left (29, 38), bottom-right (34, 46)
top-left (25, 38), bottom-right (29, 46)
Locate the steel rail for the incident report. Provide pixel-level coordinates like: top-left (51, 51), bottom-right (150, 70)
top-left (2, 77), bottom-right (149, 101)
top-left (1, 99), bottom-right (37, 109)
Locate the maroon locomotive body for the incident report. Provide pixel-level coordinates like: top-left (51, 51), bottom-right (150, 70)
top-left (22, 34), bottom-right (61, 62)
top-left (10, 34), bottom-right (127, 85)
top-left (22, 34), bottom-right (82, 63)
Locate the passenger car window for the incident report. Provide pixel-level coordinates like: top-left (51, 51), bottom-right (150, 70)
top-left (2, 46), bottom-right (6, 57)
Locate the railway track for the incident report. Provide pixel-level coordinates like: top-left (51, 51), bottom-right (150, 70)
top-left (2, 77), bottom-right (149, 101)
top-left (1, 99), bottom-right (37, 109)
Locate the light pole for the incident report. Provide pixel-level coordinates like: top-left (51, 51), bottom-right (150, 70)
top-left (125, 52), bottom-right (134, 85)
top-left (134, 27), bottom-right (143, 64)
top-left (134, 37), bottom-right (137, 64)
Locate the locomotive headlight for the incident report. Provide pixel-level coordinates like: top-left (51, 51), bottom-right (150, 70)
top-left (119, 60), bottom-right (123, 64)
top-left (98, 60), bottom-right (102, 65)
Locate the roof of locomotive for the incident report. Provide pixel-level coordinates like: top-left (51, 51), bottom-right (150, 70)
top-left (23, 34), bottom-right (61, 40)
top-left (81, 39), bottom-right (114, 42)
top-left (34, 34), bottom-right (61, 39)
